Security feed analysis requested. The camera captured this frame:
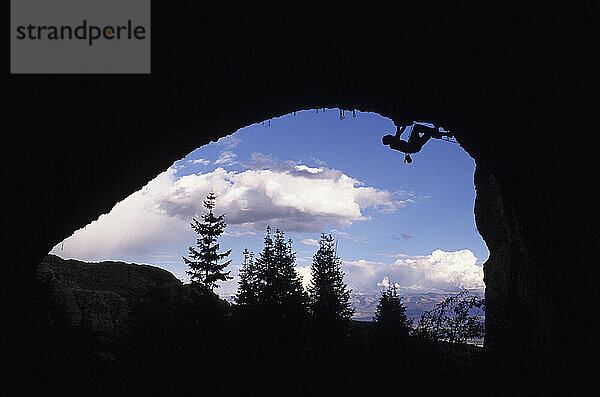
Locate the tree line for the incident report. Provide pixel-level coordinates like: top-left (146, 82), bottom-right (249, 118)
top-left (182, 192), bottom-right (414, 338)
top-left (184, 192), bottom-right (484, 348)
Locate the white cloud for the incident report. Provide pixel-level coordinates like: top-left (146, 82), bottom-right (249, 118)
top-left (215, 151), bottom-right (237, 165)
top-left (343, 259), bottom-right (387, 268)
top-left (51, 168), bottom-right (192, 262)
top-left (342, 250), bottom-right (484, 294)
top-left (331, 228), bottom-right (369, 245)
top-left (311, 157), bottom-right (327, 166)
top-left (331, 229), bottom-right (352, 239)
top-left (240, 152), bottom-right (275, 169)
top-left (189, 158), bottom-right (210, 165)
top-left (378, 276), bottom-right (390, 288)
top-left (51, 156), bottom-right (412, 264)
top-left (377, 276), bottom-right (390, 288)
top-left (216, 135), bottom-right (241, 149)
top-left (378, 253), bottom-right (413, 258)
top-left (377, 276), bottom-right (400, 289)
top-left (155, 158), bottom-right (409, 233)
top-left (301, 238), bottom-right (320, 247)
top-left (394, 249), bottom-right (484, 291)
top-left (296, 266), bottom-right (312, 290)
top-left (222, 230), bottom-right (257, 237)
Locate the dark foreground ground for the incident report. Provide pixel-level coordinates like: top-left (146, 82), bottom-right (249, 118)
top-left (27, 256), bottom-right (522, 395)
top-left (32, 319), bottom-right (487, 396)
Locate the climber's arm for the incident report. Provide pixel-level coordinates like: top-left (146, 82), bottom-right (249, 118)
top-left (395, 125), bottom-right (409, 138)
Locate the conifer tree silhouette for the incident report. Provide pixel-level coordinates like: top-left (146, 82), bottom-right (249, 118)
top-left (374, 282), bottom-right (411, 337)
top-left (235, 249), bottom-right (259, 306)
top-left (183, 192), bottom-right (232, 292)
top-left (255, 228), bottom-right (307, 311)
top-left (308, 233), bottom-right (354, 346)
top-left (254, 226), bottom-right (275, 307)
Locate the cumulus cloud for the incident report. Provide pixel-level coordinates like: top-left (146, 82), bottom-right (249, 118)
top-left (51, 167), bottom-right (191, 262)
top-left (395, 249), bottom-right (484, 291)
top-left (155, 157), bottom-right (410, 232)
top-left (296, 266), bottom-right (313, 290)
top-left (51, 155), bottom-right (414, 263)
top-left (377, 276), bottom-right (400, 289)
top-left (342, 249), bottom-right (484, 294)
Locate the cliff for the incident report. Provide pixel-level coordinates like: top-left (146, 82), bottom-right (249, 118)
top-left (35, 254), bottom-right (185, 340)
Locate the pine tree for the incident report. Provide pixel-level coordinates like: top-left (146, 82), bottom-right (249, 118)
top-left (234, 249), bottom-right (259, 306)
top-left (183, 192), bottom-right (232, 292)
top-left (373, 282), bottom-right (411, 336)
top-left (308, 233), bottom-right (354, 325)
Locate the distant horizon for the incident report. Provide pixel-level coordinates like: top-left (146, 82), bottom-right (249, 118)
top-left (50, 109), bottom-right (489, 298)
top-left (45, 251), bottom-right (485, 325)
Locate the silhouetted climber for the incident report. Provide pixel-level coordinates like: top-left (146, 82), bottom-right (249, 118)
top-left (382, 122), bottom-right (449, 163)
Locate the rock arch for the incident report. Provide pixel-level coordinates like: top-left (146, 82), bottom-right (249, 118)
top-left (8, 3), bottom-right (591, 392)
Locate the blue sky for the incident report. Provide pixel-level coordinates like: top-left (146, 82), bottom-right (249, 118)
top-left (51, 109), bottom-right (488, 296)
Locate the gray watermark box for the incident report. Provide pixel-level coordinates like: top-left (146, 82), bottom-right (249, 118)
top-left (11, 0), bottom-right (150, 74)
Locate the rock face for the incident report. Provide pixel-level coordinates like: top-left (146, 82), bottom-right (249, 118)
top-left (8, 3), bottom-right (593, 393)
top-left (35, 254), bottom-right (184, 341)
top-left (473, 158), bottom-right (591, 391)
top-left (32, 255), bottom-right (233, 393)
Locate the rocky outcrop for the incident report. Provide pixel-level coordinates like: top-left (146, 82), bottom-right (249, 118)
top-left (473, 158), bottom-right (591, 392)
top-left (31, 255), bottom-right (234, 393)
top-left (35, 254), bottom-right (185, 340)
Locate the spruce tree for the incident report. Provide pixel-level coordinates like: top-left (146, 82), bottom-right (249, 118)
top-left (255, 228), bottom-right (307, 310)
top-left (307, 233), bottom-right (354, 326)
top-left (235, 249), bottom-right (259, 306)
top-left (273, 229), bottom-right (307, 310)
top-left (254, 226), bottom-right (275, 306)
top-left (249, 227), bottom-right (307, 318)
top-left (183, 192), bottom-right (232, 292)
top-left (373, 282), bottom-right (411, 336)
top-left (251, 227), bottom-right (308, 351)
